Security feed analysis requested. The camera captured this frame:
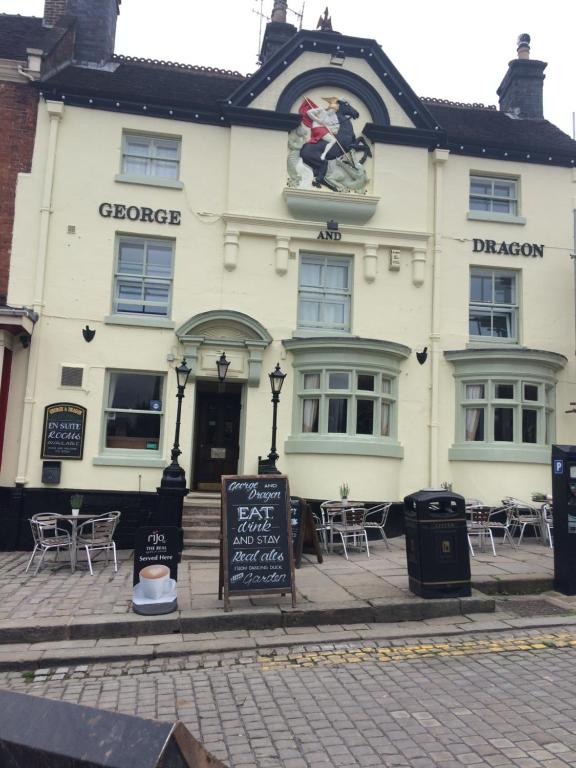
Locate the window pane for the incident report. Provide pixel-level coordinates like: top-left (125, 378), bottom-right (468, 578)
top-left (147, 244), bottom-right (172, 277)
top-left (124, 137), bottom-right (151, 157)
top-left (302, 399), bottom-right (319, 433)
top-left (465, 384), bottom-right (484, 399)
top-left (469, 311), bottom-right (492, 336)
top-left (109, 373), bottom-right (162, 410)
top-left (327, 398), bottom-right (347, 432)
top-left (522, 409), bottom-right (537, 443)
top-left (105, 413), bottom-right (161, 449)
top-left (299, 298), bottom-right (321, 323)
top-left (356, 400), bottom-right (374, 435)
top-left (381, 377), bottom-right (391, 394)
top-left (495, 384), bottom-right (514, 399)
top-left (300, 262), bottom-right (321, 287)
top-left (357, 374), bottom-right (374, 391)
top-left (123, 157), bottom-right (148, 175)
top-left (118, 242), bottom-right (144, 274)
top-left (465, 408), bottom-right (484, 441)
top-left (494, 407), bottom-right (513, 441)
top-left (524, 384), bottom-right (539, 401)
top-left (328, 372), bottom-right (349, 389)
top-left (381, 403), bottom-right (390, 436)
top-left (470, 179), bottom-right (492, 196)
top-left (303, 373), bottom-right (320, 390)
top-left (494, 181), bottom-right (514, 198)
top-left (494, 276), bottom-right (514, 304)
top-left (493, 199), bottom-right (512, 214)
top-left (470, 274), bottom-right (491, 303)
top-left (117, 280), bottom-right (142, 301)
top-left (323, 299), bottom-right (346, 325)
top-left (153, 159), bottom-right (178, 179)
top-left (155, 141), bottom-right (179, 160)
top-left (325, 263), bottom-right (348, 289)
top-left (492, 311), bottom-right (512, 338)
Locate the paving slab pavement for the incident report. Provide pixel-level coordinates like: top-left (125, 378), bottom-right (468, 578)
top-left (0, 537), bottom-right (566, 670)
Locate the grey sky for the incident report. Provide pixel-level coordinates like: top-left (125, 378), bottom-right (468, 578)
top-left (1, 0), bottom-right (574, 137)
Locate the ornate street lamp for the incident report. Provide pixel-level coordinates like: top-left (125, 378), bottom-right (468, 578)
top-left (160, 358), bottom-right (192, 490)
top-left (262, 363), bottom-right (287, 474)
top-left (216, 352), bottom-right (230, 391)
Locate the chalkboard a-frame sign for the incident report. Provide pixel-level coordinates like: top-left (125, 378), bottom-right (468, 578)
top-left (221, 475), bottom-right (296, 612)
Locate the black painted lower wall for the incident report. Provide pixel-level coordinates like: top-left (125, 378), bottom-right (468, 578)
top-left (0, 487), bottom-right (162, 551)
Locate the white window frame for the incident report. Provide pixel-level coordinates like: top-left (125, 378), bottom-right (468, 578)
top-left (297, 253), bottom-right (352, 333)
top-left (113, 236), bottom-right (174, 317)
top-left (469, 267), bottom-right (519, 342)
top-left (121, 132), bottom-right (181, 181)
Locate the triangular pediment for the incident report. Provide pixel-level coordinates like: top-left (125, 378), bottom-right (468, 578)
top-left (226, 30), bottom-right (441, 136)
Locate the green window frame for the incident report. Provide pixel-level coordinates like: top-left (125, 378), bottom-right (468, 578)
top-left (103, 371), bottom-right (165, 455)
top-left (445, 349), bottom-right (566, 464)
top-left (297, 253), bottom-right (352, 332)
top-left (469, 267), bottom-right (518, 342)
top-left (283, 337), bottom-right (411, 458)
top-left (299, 369), bottom-right (395, 438)
top-left (121, 133), bottom-right (181, 180)
top-left (461, 379), bottom-right (553, 446)
top-left (114, 236), bottom-right (174, 317)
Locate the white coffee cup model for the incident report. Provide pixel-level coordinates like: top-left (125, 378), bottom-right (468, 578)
top-left (139, 564), bottom-right (170, 600)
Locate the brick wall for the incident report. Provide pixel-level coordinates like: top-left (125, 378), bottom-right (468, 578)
top-left (43, 0), bottom-right (68, 27)
top-left (0, 82), bottom-right (38, 302)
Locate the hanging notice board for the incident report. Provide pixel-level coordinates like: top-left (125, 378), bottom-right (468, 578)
top-left (220, 475), bottom-right (296, 611)
top-left (41, 403), bottom-right (87, 460)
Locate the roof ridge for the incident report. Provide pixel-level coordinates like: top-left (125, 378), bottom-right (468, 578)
top-left (422, 97), bottom-right (497, 111)
top-left (112, 54), bottom-right (246, 79)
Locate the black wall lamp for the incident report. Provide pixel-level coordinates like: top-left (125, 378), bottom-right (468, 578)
top-left (216, 352), bottom-right (230, 391)
top-left (416, 347), bottom-right (428, 365)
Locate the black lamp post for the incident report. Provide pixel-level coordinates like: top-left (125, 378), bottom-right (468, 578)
top-left (160, 358), bottom-right (192, 490)
top-left (261, 363), bottom-right (286, 474)
top-left (216, 352), bottom-right (230, 391)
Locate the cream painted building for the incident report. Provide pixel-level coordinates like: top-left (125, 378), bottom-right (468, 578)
top-left (2, 1), bottom-right (576, 543)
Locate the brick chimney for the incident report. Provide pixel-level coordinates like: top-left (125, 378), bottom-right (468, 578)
top-left (43, 0), bottom-right (68, 27)
top-left (43, 0), bottom-right (121, 64)
top-left (259, 0), bottom-right (297, 64)
top-left (497, 34), bottom-right (547, 119)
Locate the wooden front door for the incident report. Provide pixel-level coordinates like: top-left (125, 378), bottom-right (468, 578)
top-left (193, 386), bottom-right (241, 491)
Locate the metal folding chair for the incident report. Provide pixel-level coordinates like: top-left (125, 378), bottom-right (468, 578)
top-left (25, 514), bottom-right (73, 575)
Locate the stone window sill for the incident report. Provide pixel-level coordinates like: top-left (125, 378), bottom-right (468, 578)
top-left (467, 211), bottom-right (526, 225)
top-left (449, 444), bottom-right (550, 464)
top-left (105, 314), bottom-right (175, 330)
top-left (114, 174), bottom-right (184, 190)
top-left (284, 436), bottom-right (403, 458)
top-left (93, 454), bottom-right (166, 468)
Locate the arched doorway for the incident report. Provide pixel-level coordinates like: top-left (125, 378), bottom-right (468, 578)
top-left (176, 310), bottom-right (272, 490)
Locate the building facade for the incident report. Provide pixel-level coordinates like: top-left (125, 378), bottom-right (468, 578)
top-left (2, 1), bottom-right (576, 545)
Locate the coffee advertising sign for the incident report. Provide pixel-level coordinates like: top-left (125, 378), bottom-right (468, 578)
top-left (220, 475), bottom-right (296, 611)
top-left (132, 526), bottom-right (182, 615)
top-left (41, 403), bottom-right (86, 460)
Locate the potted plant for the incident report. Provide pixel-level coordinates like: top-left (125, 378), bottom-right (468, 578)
top-left (70, 493), bottom-right (84, 516)
top-left (339, 482), bottom-right (350, 502)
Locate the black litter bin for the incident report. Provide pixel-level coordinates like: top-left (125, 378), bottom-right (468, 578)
top-left (404, 489), bottom-right (471, 599)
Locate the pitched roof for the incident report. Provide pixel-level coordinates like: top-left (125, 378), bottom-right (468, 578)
top-left (42, 55), bottom-right (246, 109)
top-left (426, 102), bottom-right (576, 156)
top-left (37, 56), bottom-right (576, 164)
top-left (0, 14), bottom-right (46, 60)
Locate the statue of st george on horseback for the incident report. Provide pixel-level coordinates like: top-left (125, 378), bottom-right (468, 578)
top-left (287, 96), bottom-right (372, 193)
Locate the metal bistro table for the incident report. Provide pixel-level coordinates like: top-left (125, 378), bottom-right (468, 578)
top-left (320, 500), bottom-right (365, 553)
top-left (55, 513), bottom-right (98, 572)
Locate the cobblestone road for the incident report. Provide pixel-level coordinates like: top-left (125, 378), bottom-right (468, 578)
top-left (2, 627), bottom-right (576, 767)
